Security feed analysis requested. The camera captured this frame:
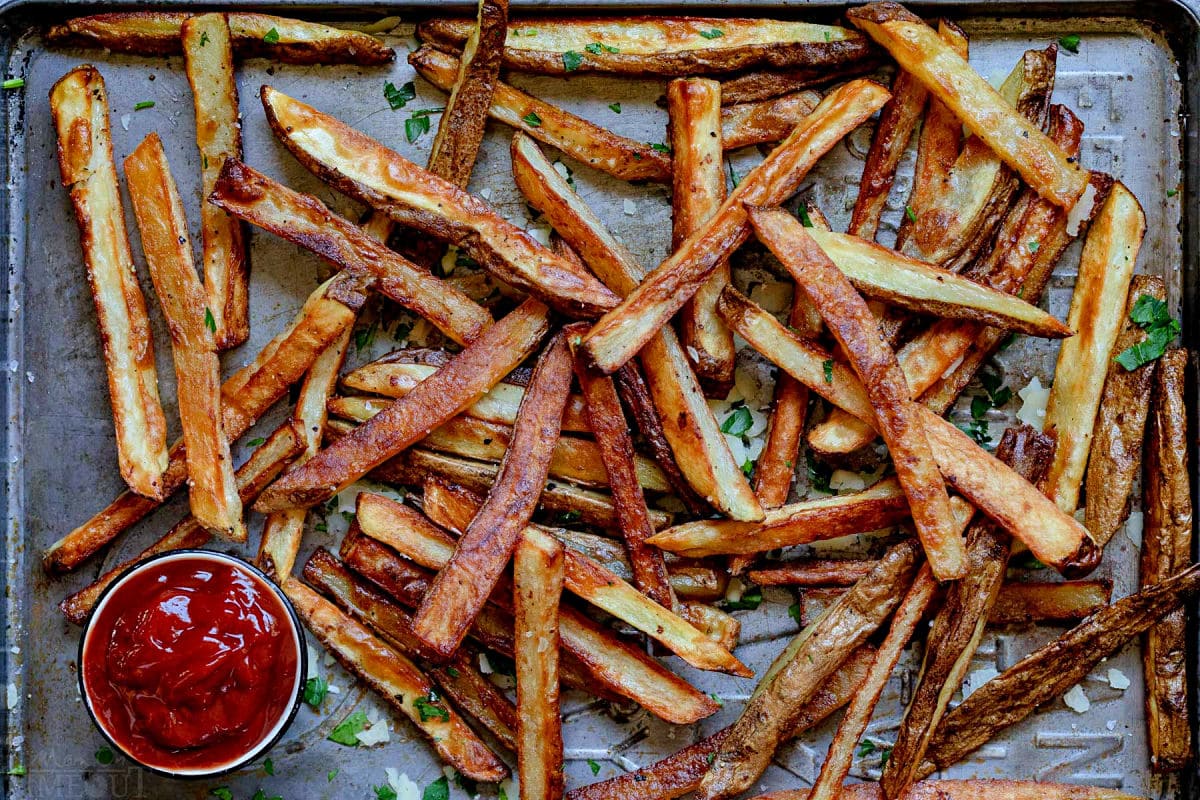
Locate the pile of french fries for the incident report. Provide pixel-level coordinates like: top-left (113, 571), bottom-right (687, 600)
top-left (44, 1), bottom-right (1195, 797)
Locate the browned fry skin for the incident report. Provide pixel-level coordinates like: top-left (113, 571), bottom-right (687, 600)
top-left (581, 79), bottom-right (891, 374)
top-left (48, 12), bottom-right (395, 63)
top-left (1084, 275), bottom-right (1167, 546)
top-left (922, 562), bottom-right (1200, 778)
top-left (720, 90), bottom-right (820, 150)
top-left (750, 780), bottom-right (1150, 800)
top-left (698, 539), bottom-right (922, 800)
top-left (565, 645), bottom-right (875, 800)
top-left (125, 133), bottom-right (244, 542)
top-left (671, 78), bottom-right (734, 397)
top-left (1141, 348), bottom-right (1193, 772)
top-left (183, 13), bottom-right (248, 350)
top-left (882, 426), bottom-right (1055, 799)
top-left (417, 16), bottom-right (874, 75)
top-left (749, 206), bottom-right (961, 580)
top-left (748, 559), bottom-right (875, 587)
top-left (514, 534), bottom-right (566, 800)
top-left (283, 579), bottom-right (508, 782)
top-left (411, 333), bottom-right (574, 657)
top-left (254, 298), bottom-right (549, 512)
top-left (718, 60), bottom-right (882, 105)
top-left (50, 65), bottom-right (169, 500)
top-left (570, 331), bottom-right (675, 610)
top-left (988, 580), bottom-right (1112, 626)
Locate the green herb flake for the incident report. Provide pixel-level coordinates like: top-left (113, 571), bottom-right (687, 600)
top-left (374, 785), bottom-right (399, 800)
top-left (788, 602), bottom-right (802, 624)
top-left (134, 100), bottom-right (155, 111)
top-left (445, 666), bottom-right (460, 678)
top-left (1059, 34), bottom-right (1081, 53)
top-left (263, 27), bottom-right (281, 44)
top-left (263, 757), bottom-right (274, 776)
top-left (328, 769), bottom-right (339, 782)
top-left (414, 694), bottom-right (451, 722)
top-left (722, 586), bottom-right (763, 611)
top-left (203, 307), bottom-right (216, 333)
top-left (823, 359), bottom-right (834, 384)
top-left (354, 320), bottom-right (378, 353)
top-left (699, 28), bottom-right (724, 39)
top-left (741, 458), bottom-right (755, 478)
top-left (95, 747), bottom-right (114, 765)
top-left (406, 114), bottom-right (431, 144)
top-left (608, 102), bottom-right (622, 113)
top-left (720, 406), bottom-right (753, 436)
top-left (327, 709), bottom-right (368, 746)
top-left (303, 674), bottom-right (328, 708)
top-left (1027, 240), bottom-right (1040, 253)
top-left (384, 80), bottom-right (416, 111)
top-left (1115, 293), bottom-right (1180, 370)
top-left (199, 31), bottom-right (210, 46)
top-left (1167, 187), bottom-right (1179, 197)
top-left (2, 78), bottom-right (25, 90)
top-left (856, 740), bottom-right (877, 757)
top-left (252, 791), bottom-right (283, 800)
top-left (797, 205), bottom-right (814, 228)
top-left (709, 692), bottom-right (725, 707)
top-left (423, 776), bottom-right (450, 800)
top-left (522, 111), bottom-right (543, 127)
top-left (562, 50), bottom-right (584, 71)
top-left (650, 142), bottom-right (672, 154)
top-left (588, 759), bottom-right (602, 775)
top-left (211, 789), bottom-right (234, 800)
top-left (807, 452), bottom-right (835, 495)
top-left (824, 31), bottom-right (832, 42)
top-left (904, 204), bottom-right (918, 223)
top-left (499, 788), bottom-right (509, 800)
top-left (1011, 550), bottom-right (1047, 570)
top-left (728, 161), bottom-right (741, 189)
top-left (246, 437), bottom-right (266, 447)
top-left (585, 42), bottom-right (619, 54)
top-left (558, 510), bottom-right (582, 524)
top-left (8, 764), bottom-right (24, 776)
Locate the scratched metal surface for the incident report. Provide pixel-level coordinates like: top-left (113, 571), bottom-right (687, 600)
top-left (0, 2), bottom-right (1192, 799)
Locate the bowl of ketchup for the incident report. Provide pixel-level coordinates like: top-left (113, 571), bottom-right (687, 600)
top-left (79, 550), bottom-right (306, 777)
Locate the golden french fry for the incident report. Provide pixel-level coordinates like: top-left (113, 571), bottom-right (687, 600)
top-left (720, 90), bottom-right (821, 149)
top-left (750, 780), bottom-right (1148, 800)
top-left (748, 559), bottom-right (876, 587)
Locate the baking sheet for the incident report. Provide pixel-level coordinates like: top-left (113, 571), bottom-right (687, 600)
top-left (0, 2), bottom-right (1193, 798)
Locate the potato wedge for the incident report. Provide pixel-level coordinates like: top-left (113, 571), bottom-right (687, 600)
top-left (418, 16), bottom-right (872, 75)
top-left (48, 12), bottom-right (395, 64)
top-left (580, 79), bottom-right (890, 374)
top-left (254, 298), bottom-right (549, 512)
top-left (1083, 275), bottom-right (1167, 545)
top-left (283, 578), bottom-right (507, 781)
top-left (1141, 348), bottom-right (1193, 772)
top-left (1044, 182), bottom-right (1147, 513)
top-left (671, 78), bottom-right (734, 395)
top-left (510, 131), bottom-right (761, 521)
top-left (514, 534), bottom-right (566, 800)
top-left (126, 133), bottom-right (244, 541)
top-left (411, 332), bottom-right (573, 657)
top-left (209, 160), bottom-right (491, 346)
top-left (848, 2), bottom-right (1089, 208)
top-left (751, 780), bottom-right (1148, 800)
top-left (182, 13), bottom-right (248, 349)
top-left (260, 86), bottom-right (619, 317)
top-left (51, 66), bottom-right (169, 500)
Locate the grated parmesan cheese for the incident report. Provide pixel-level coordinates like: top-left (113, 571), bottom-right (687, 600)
top-left (1064, 684), bottom-right (1091, 713)
top-left (385, 769), bottom-right (421, 800)
top-left (1016, 377), bottom-right (1050, 430)
top-left (1107, 668), bottom-right (1130, 690)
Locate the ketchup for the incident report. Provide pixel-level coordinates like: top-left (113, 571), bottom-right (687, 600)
top-left (81, 556), bottom-right (300, 772)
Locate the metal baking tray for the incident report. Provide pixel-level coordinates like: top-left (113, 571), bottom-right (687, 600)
top-left (1, 1), bottom-right (1195, 798)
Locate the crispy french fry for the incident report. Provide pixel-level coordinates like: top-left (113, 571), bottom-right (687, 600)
top-left (48, 12), bottom-right (395, 64)
top-left (412, 332), bottom-right (573, 657)
top-left (353, 493), bottom-right (720, 723)
top-left (751, 780), bottom-right (1147, 800)
top-left (183, 13), bottom-right (248, 349)
top-left (514, 534), bottom-right (566, 800)
top-left (748, 559), bottom-right (876, 587)
top-left (719, 61), bottom-right (881, 105)
top-left (59, 419), bottom-right (303, 624)
top-left (988, 580), bottom-right (1112, 626)
top-left (283, 578), bottom-right (508, 781)
top-left (255, 298), bottom-right (549, 512)
top-left (848, 2), bottom-right (1089, 208)
top-left (51, 66), bottom-right (168, 500)
top-left (564, 645), bottom-right (875, 800)
top-left (1141, 348), bottom-right (1193, 772)
top-left (126, 133), bottom-right (244, 541)
top-left (750, 206), bottom-right (961, 579)
top-left (210, 160), bottom-right (491, 346)
top-left (580, 78), bottom-right (890, 374)
top-left (721, 91), bottom-right (821, 150)
top-left (510, 131), bottom-right (761, 521)
top-left (260, 86), bottom-right (619, 317)
top-left (411, 46), bottom-right (672, 182)
top-left (1044, 182), bottom-right (1147, 514)
top-left (1084, 275), bottom-right (1167, 545)
top-left (418, 16), bottom-right (873, 75)
top-left (921, 562), bottom-right (1200, 777)
top-left (698, 539), bottom-right (922, 800)
top-left (678, 602), bottom-right (741, 651)
top-left (671, 78), bottom-right (734, 395)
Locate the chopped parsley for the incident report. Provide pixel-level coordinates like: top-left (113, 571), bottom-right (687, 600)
top-left (823, 359), bottom-right (834, 384)
top-left (445, 666), bottom-right (460, 678)
top-left (1058, 34), bottom-right (1081, 53)
top-left (423, 776), bottom-right (449, 800)
top-left (414, 693), bottom-right (451, 722)
top-left (585, 42), bottom-right (619, 54)
top-left (2, 78), bottom-right (24, 90)
top-left (557, 510), bottom-right (582, 524)
top-left (562, 50), bottom-right (584, 71)
top-left (133, 100), bottom-right (155, 111)
top-left (1027, 240), bottom-right (1040, 253)
top-left (741, 458), bottom-right (755, 478)
top-left (797, 205), bottom-right (815, 228)
top-left (720, 405), bottom-right (753, 436)
top-left (246, 437), bottom-right (266, 447)
top-left (698, 28), bottom-right (724, 39)
top-left (7, 764), bottom-right (24, 777)
top-left (263, 757), bottom-right (274, 776)
top-left (354, 320), bottom-right (378, 353)
top-left (384, 80), bottom-right (416, 110)
top-left (251, 791), bottom-right (282, 800)
top-left (856, 740), bottom-right (878, 757)
top-left (203, 307), bottom-right (216, 333)
top-left (95, 747), bottom-right (114, 765)
top-left (608, 102), bottom-right (622, 113)
top-left (1010, 550), bottom-right (1047, 570)
top-left (374, 786), bottom-right (398, 800)
top-left (904, 204), bottom-right (918, 223)
top-left (721, 586), bottom-right (763, 611)
top-left (327, 709), bottom-right (368, 746)
top-left (1114, 293), bottom-right (1180, 370)
top-left (788, 602), bottom-right (802, 624)
top-left (199, 31), bottom-right (210, 46)
top-left (303, 674), bottom-right (328, 708)
top-left (650, 142), bottom-right (672, 154)
top-left (807, 452), bottom-right (834, 494)
top-left (728, 160), bottom-right (741, 189)
top-left (1167, 187), bottom-right (1179, 197)
top-left (211, 789), bottom-right (234, 800)
top-left (709, 692), bottom-right (725, 707)
top-left (263, 27), bottom-right (281, 44)
top-left (588, 759), bottom-right (602, 775)
top-left (328, 769), bottom-right (339, 782)
top-left (522, 111), bottom-right (543, 127)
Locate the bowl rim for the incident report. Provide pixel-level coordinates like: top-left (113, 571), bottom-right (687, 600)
top-left (76, 548), bottom-right (308, 780)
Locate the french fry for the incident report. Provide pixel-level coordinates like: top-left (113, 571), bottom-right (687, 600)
top-left (282, 578), bottom-right (508, 781)
top-left (921, 562), bottom-right (1200, 777)
top-left (254, 297), bottom-right (549, 512)
top-left (671, 78), bottom-right (734, 395)
top-left (810, 565), bottom-right (938, 800)
top-left (50, 66), bottom-right (168, 500)
top-left (510, 131), bottom-right (761, 521)
top-left (1141, 348), bottom-right (1193, 772)
top-left (720, 90), bottom-right (821, 150)
top-left (125, 133), bottom-right (244, 541)
top-left (882, 426), bottom-right (1054, 799)
top-left (570, 334), bottom-right (674, 609)
top-left (678, 602), bottom-right (741, 651)
top-left (648, 478), bottom-right (911, 558)
top-left (410, 46), bottom-right (672, 183)
top-left (260, 86), bottom-right (620, 317)
top-left (1083, 275), bottom-right (1167, 545)
top-left (719, 61), bottom-right (881, 105)
top-left (751, 780), bottom-right (1147, 800)
top-left (182, 13), bottom-right (248, 349)
top-left (750, 206), bottom-right (962, 579)
top-left (411, 332), bottom-right (573, 657)
top-left (580, 78), bottom-right (890, 374)
top-left (1043, 182), bottom-right (1147, 513)
top-left (847, 2), bottom-right (1089, 208)
top-left (564, 645), bottom-right (875, 800)
top-left (59, 420), bottom-right (303, 624)
top-left (698, 539), bottom-right (922, 800)
top-left (514, 534), bottom-right (566, 800)
top-left (209, 160), bottom-right (492, 346)
top-left (352, 493), bottom-right (721, 723)
top-left (48, 12), bottom-right (395, 64)
top-left (256, 329), bottom-right (350, 580)
top-left (748, 559), bottom-right (876, 587)
top-left (988, 580), bottom-right (1112, 626)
